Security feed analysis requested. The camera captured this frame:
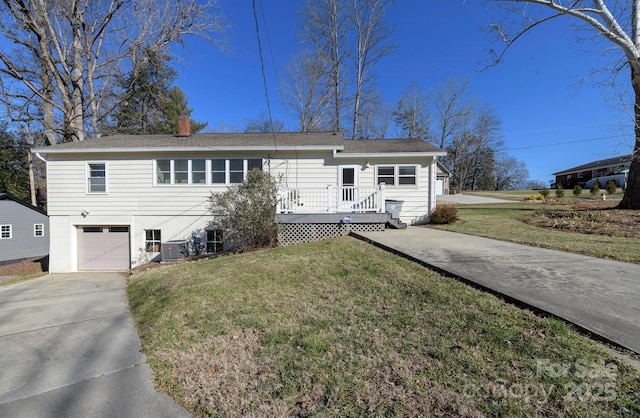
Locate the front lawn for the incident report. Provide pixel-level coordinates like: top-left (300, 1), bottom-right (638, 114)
top-left (128, 237), bottom-right (640, 417)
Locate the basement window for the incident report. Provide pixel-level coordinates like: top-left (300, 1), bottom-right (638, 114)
top-left (145, 229), bottom-right (161, 252)
top-left (206, 229), bottom-right (224, 254)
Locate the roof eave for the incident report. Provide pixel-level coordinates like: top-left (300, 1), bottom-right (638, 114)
top-left (0, 192), bottom-right (48, 216)
top-left (32, 145), bottom-right (343, 154)
top-left (333, 151), bottom-right (447, 159)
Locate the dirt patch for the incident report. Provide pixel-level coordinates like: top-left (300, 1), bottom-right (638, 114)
top-left (0, 257), bottom-right (48, 279)
top-left (523, 201), bottom-right (640, 239)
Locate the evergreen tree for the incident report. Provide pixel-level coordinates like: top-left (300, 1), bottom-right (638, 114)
top-left (113, 50), bottom-right (206, 135)
top-left (0, 124), bottom-right (30, 199)
top-left (163, 86), bottom-right (208, 134)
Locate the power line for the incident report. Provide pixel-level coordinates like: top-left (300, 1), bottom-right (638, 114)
top-left (251, 0), bottom-right (277, 151)
top-left (501, 133), bottom-right (629, 152)
top-left (258, 0), bottom-right (291, 131)
top-left (503, 120), bottom-right (629, 137)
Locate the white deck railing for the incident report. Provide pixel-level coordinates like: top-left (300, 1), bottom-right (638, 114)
top-left (277, 185), bottom-right (385, 214)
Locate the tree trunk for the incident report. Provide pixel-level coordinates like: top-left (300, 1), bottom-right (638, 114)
top-left (619, 64), bottom-right (640, 209)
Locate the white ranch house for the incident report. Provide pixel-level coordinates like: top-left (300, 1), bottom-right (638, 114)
top-left (33, 131), bottom-right (445, 273)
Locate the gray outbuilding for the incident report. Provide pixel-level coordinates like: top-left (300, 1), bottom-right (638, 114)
top-left (0, 193), bottom-right (49, 266)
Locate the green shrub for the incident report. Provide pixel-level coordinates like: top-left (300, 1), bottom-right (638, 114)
top-left (208, 169), bottom-right (279, 251)
top-left (573, 185), bottom-right (582, 196)
top-left (540, 187), bottom-right (550, 199)
top-left (606, 180), bottom-right (617, 195)
top-left (590, 181), bottom-right (600, 196)
top-left (429, 204), bottom-right (458, 224)
top-left (555, 184), bottom-right (564, 198)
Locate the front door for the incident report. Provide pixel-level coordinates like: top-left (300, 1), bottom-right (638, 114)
top-left (338, 165), bottom-right (359, 211)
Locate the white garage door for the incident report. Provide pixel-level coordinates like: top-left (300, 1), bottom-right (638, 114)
top-left (78, 226), bottom-right (130, 271)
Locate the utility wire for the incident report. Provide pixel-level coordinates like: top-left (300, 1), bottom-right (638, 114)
top-left (501, 133), bottom-right (629, 152)
top-left (256, 0), bottom-right (300, 186)
top-left (252, 0), bottom-right (277, 151)
top-left (258, 0), bottom-right (292, 131)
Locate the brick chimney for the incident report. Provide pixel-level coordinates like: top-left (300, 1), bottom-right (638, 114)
top-left (177, 115), bottom-right (191, 136)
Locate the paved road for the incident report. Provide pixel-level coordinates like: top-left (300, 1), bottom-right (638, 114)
top-left (355, 227), bottom-right (640, 355)
top-left (0, 273), bottom-right (191, 418)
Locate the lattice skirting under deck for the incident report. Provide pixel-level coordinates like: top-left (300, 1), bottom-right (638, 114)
top-left (278, 223), bottom-right (385, 246)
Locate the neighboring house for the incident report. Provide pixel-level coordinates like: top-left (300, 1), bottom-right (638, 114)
top-left (0, 193), bottom-right (49, 266)
top-left (32, 131), bottom-right (446, 273)
top-left (436, 161), bottom-right (451, 195)
top-left (553, 155), bottom-right (631, 188)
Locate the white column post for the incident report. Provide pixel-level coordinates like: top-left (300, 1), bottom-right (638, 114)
top-left (378, 183), bottom-right (385, 213)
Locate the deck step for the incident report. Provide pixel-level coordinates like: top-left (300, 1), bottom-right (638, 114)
top-left (386, 216), bottom-right (407, 229)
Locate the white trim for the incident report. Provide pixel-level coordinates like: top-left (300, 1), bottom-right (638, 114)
top-left (338, 164), bottom-right (360, 187)
top-left (154, 158), bottom-right (264, 186)
top-left (375, 164), bottom-right (418, 187)
top-left (0, 224), bottom-right (12, 239)
top-left (86, 161), bottom-right (108, 194)
top-left (33, 145), bottom-right (342, 154)
top-left (34, 223), bottom-right (45, 237)
top-left (338, 164), bottom-right (360, 211)
top-left (334, 150), bottom-right (446, 159)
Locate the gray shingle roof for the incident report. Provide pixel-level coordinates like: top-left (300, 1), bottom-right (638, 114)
top-left (553, 154), bottom-right (632, 175)
top-left (32, 132), bottom-right (345, 152)
top-left (32, 132), bottom-right (446, 155)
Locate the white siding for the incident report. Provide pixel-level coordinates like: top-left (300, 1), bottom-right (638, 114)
top-left (49, 213), bottom-right (214, 272)
top-left (345, 156), bottom-right (436, 224)
top-left (45, 150), bottom-right (437, 271)
top-left (47, 153), bottom-right (265, 217)
top-left (268, 152), bottom-right (338, 188)
top-left (270, 153), bottom-right (437, 223)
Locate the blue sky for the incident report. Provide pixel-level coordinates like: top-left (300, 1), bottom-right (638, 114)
top-left (173, 1), bottom-right (634, 185)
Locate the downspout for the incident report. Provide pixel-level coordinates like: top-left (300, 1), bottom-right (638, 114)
top-left (35, 152), bottom-right (47, 163)
top-left (429, 157), bottom-right (436, 215)
top-left (34, 152), bottom-right (48, 209)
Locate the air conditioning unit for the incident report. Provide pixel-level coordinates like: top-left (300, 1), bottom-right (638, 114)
top-left (161, 240), bottom-right (189, 262)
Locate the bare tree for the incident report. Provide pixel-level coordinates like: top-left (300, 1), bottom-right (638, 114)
top-left (243, 113), bottom-right (285, 133)
top-left (447, 105), bottom-right (502, 191)
top-left (299, 0), bottom-right (394, 137)
top-left (0, 0), bottom-right (225, 143)
top-left (300, 0), bottom-right (349, 133)
top-left (285, 50), bottom-right (331, 132)
top-left (349, 0), bottom-right (395, 139)
top-left (393, 81), bottom-right (431, 140)
top-left (488, 0), bottom-right (640, 208)
top-left (354, 90), bottom-right (391, 138)
top-left (431, 79), bottom-right (474, 149)
top-left (493, 153), bottom-right (529, 190)
top-left (469, 106), bottom-right (503, 189)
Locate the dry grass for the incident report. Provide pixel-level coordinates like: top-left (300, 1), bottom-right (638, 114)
top-left (430, 202), bottom-right (640, 263)
top-left (128, 237), bottom-right (640, 417)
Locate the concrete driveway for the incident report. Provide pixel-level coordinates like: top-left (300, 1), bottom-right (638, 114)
top-left (0, 273), bottom-right (190, 418)
top-left (355, 227), bottom-right (640, 355)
